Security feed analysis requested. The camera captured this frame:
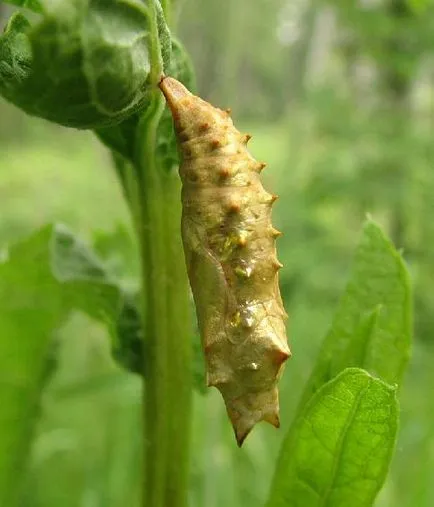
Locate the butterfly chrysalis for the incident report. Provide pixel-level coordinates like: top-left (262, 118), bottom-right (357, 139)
top-left (159, 77), bottom-right (290, 446)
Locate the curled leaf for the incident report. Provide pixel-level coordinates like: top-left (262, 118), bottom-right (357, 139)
top-left (0, 0), bottom-right (171, 128)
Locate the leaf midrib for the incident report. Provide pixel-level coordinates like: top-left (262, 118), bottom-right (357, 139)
top-left (317, 380), bottom-right (370, 507)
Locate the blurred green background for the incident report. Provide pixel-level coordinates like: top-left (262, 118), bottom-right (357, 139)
top-left (1, 0), bottom-right (433, 506)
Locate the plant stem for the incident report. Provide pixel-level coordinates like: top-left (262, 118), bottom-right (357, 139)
top-left (128, 3), bottom-right (192, 506)
top-left (161, 0), bottom-right (172, 26)
top-left (161, 2), bottom-right (193, 500)
top-left (135, 94), bottom-right (169, 507)
top-left (134, 93), bottom-right (192, 507)
top-left (162, 170), bottom-right (192, 507)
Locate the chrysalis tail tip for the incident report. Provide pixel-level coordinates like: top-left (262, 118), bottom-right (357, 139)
top-left (233, 409), bottom-right (281, 447)
top-left (227, 389), bottom-right (282, 447)
top-left (235, 427), bottom-right (251, 447)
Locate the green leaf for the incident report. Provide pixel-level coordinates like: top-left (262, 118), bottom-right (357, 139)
top-left (0, 0), bottom-right (171, 128)
top-left (110, 290), bottom-right (206, 393)
top-left (1, 0), bottom-right (43, 13)
top-left (155, 0), bottom-right (172, 72)
top-left (51, 224), bottom-right (122, 331)
top-left (0, 224), bottom-right (124, 505)
top-left (166, 37), bottom-right (196, 94)
top-left (267, 368), bottom-right (398, 507)
top-left (407, 0), bottom-right (432, 13)
top-left (114, 290), bottom-right (143, 375)
top-left (0, 12), bottom-right (33, 96)
top-left (51, 224), bottom-right (148, 377)
top-left (94, 114), bottom-right (139, 162)
top-left (298, 219), bottom-right (412, 410)
top-left (0, 227), bottom-right (64, 507)
top-left (95, 37), bottom-right (195, 163)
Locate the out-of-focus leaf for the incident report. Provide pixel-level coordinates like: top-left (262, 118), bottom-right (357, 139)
top-left (1, 0), bottom-right (43, 13)
top-left (0, 224), bottom-right (128, 505)
top-left (111, 290), bottom-right (206, 393)
top-left (407, 0), bottom-right (431, 13)
top-left (0, 227), bottom-right (64, 507)
top-left (115, 291), bottom-right (143, 375)
top-left (51, 224), bottom-right (121, 333)
top-left (92, 224), bottom-right (139, 280)
top-left (0, 0), bottom-right (171, 128)
top-left (298, 219), bottom-right (412, 410)
top-left (267, 219), bottom-right (411, 507)
top-left (267, 368), bottom-right (398, 507)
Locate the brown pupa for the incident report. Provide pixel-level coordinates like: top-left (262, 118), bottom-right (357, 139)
top-left (159, 76), bottom-right (290, 446)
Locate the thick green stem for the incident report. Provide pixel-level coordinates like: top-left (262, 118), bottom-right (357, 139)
top-left (162, 170), bottom-right (191, 507)
top-left (135, 94), bottom-right (192, 507)
top-left (117, 3), bottom-right (191, 506)
top-left (135, 94), bottom-right (169, 507)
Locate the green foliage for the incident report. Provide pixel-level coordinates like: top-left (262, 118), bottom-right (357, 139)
top-left (1, 0), bottom-right (43, 12)
top-left (0, 0), bottom-right (171, 128)
top-left (267, 219), bottom-right (412, 507)
top-left (48, 225), bottom-right (145, 376)
top-left (267, 368), bottom-right (398, 507)
top-left (407, 0), bottom-right (432, 12)
top-left (298, 219), bottom-right (412, 408)
top-left (0, 224), bottom-right (122, 506)
top-left (0, 0), bottom-right (426, 505)
top-left (95, 37), bottom-right (196, 163)
top-left (0, 13), bottom-right (32, 94)
top-left (106, 290), bottom-right (207, 391)
top-left (114, 291), bottom-right (143, 374)
top-left (2, 4), bottom-right (197, 505)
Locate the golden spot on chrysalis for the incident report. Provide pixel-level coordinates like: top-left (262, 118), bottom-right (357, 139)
top-left (230, 311), bottom-right (242, 328)
top-left (234, 264), bottom-right (253, 279)
top-left (221, 233), bottom-right (242, 259)
top-left (240, 312), bottom-right (255, 329)
top-left (237, 230), bottom-right (248, 247)
top-left (230, 307), bottom-right (256, 330)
